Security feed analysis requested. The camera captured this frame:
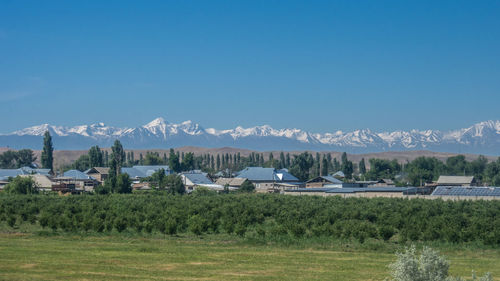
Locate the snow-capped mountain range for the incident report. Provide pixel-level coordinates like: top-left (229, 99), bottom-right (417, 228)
top-left (1, 118), bottom-right (499, 154)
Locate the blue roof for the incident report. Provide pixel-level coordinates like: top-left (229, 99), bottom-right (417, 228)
top-left (19, 167), bottom-right (51, 176)
top-left (0, 167), bottom-right (52, 180)
top-left (432, 186), bottom-right (500, 197)
top-left (307, 176), bottom-right (343, 184)
top-left (0, 169), bottom-right (25, 180)
top-left (182, 172), bottom-right (213, 185)
top-left (332, 171), bottom-right (345, 178)
top-left (237, 167), bottom-right (299, 182)
top-left (132, 165), bottom-right (171, 177)
top-left (121, 167), bottom-right (145, 179)
top-left (121, 166), bottom-right (171, 178)
top-left (287, 187), bottom-right (418, 194)
top-left (63, 170), bottom-right (95, 180)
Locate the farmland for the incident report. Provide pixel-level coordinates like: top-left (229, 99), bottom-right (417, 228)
top-left (1, 193), bottom-right (499, 280)
top-left (0, 233), bottom-right (499, 281)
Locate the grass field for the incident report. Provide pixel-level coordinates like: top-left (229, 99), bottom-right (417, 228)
top-left (0, 233), bottom-right (499, 281)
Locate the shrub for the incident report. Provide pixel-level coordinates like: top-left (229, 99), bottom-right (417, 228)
top-left (380, 226), bottom-right (395, 241)
top-left (388, 245), bottom-right (493, 281)
top-left (188, 215), bottom-right (204, 235)
top-left (165, 218), bottom-right (177, 235)
top-left (4, 176), bottom-right (38, 194)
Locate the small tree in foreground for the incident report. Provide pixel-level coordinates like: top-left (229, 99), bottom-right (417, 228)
top-left (388, 245), bottom-right (492, 281)
top-left (4, 176), bottom-right (38, 194)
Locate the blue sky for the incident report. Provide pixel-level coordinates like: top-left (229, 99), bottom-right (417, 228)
top-left (0, 0), bottom-right (499, 133)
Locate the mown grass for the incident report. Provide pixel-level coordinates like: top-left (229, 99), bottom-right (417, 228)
top-left (0, 232), bottom-right (498, 281)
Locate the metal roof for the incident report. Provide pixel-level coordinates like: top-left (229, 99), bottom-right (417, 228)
top-left (332, 171), bottom-right (345, 178)
top-left (237, 167), bottom-right (299, 182)
top-left (431, 186), bottom-right (500, 197)
top-left (63, 170), bottom-right (95, 180)
top-left (287, 187), bottom-right (418, 194)
top-left (19, 167), bottom-right (51, 176)
top-left (182, 172), bottom-right (214, 185)
top-left (306, 176), bottom-right (343, 184)
top-left (437, 176), bottom-right (475, 185)
top-left (215, 177), bottom-right (248, 186)
top-left (121, 167), bottom-right (145, 179)
top-left (85, 167), bottom-right (110, 174)
top-left (0, 169), bottom-right (25, 180)
top-left (132, 165), bottom-right (171, 177)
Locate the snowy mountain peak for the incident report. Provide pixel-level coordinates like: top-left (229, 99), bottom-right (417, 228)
top-left (144, 117), bottom-right (167, 128)
top-left (1, 119), bottom-right (499, 154)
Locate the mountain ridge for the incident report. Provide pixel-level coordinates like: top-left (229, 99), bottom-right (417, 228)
top-left (1, 118), bottom-right (499, 154)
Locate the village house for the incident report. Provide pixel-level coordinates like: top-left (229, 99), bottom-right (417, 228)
top-left (56, 170), bottom-right (99, 192)
top-left (20, 174), bottom-right (54, 191)
top-left (121, 165), bottom-right (172, 182)
top-left (84, 167), bottom-right (110, 183)
top-left (180, 172), bottom-right (222, 192)
top-left (215, 177), bottom-right (249, 189)
top-left (436, 176), bottom-right (477, 186)
top-left (306, 176), bottom-right (343, 188)
top-left (236, 167), bottom-right (302, 192)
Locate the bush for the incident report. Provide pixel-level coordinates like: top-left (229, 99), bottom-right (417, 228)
top-left (4, 176), bottom-right (38, 194)
top-left (388, 245), bottom-right (493, 281)
top-left (380, 226), bottom-right (395, 241)
top-left (165, 218), bottom-right (177, 235)
top-left (188, 215), bottom-right (204, 235)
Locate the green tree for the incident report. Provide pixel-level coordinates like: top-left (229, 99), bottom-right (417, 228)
top-left (73, 154), bottom-right (91, 171)
top-left (407, 157), bottom-right (444, 186)
top-left (168, 149), bottom-right (181, 173)
top-left (164, 174), bottom-right (185, 194)
top-left (115, 173), bottom-right (132, 193)
top-left (239, 180), bottom-right (255, 192)
top-left (0, 150), bottom-right (18, 168)
top-left (181, 152), bottom-right (194, 171)
top-left (321, 155), bottom-right (329, 176)
top-left (289, 152), bottom-right (314, 181)
top-left (16, 149), bottom-right (37, 167)
top-left (144, 152), bottom-right (162, 165)
top-left (150, 168), bottom-right (166, 189)
top-left (88, 146), bottom-right (103, 167)
top-left (446, 155), bottom-right (467, 175)
top-left (279, 152), bottom-right (285, 169)
top-left (4, 176), bottom-right (38, 194)
top-left (109, 140), bottom-right (125, 178)
top-left (341, 152), bottom-right (353, 179)
top-left (41, 131), bottom-right (54, 172)
top-left (359, 158), bottom-right (367, 174)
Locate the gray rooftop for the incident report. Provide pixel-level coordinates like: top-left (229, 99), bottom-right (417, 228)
top-left (132, 165), bottom-right (171, 177)
top-left (437, 176), bottom-right (475, 185)
top-left (182, 172), bottom-right (213, 185)
top-left (237, 167), bottom-right (299, 182)
top-left (63, 170), bottom-right (95, 180)
top-left (0, 169), bottom-right (25, 181)
top-left (287, 187), bottom-right (418, 194)
top-left (432, 186), bottom-right (500, 197)
top-left (306, 176), bottom-right (343, 184)
top-left (121, 165), bottom-right (171, 178)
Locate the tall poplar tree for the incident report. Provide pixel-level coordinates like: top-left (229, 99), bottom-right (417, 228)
top-left (41, 131), bottom-right (54, 172)
top-left (89, 145), bottom-right (103, 167)
top-left (168, 149), bottom-right (181, 173)
top-left (359, 158), bottom-right (367, 174)
top-left (110, 140), bottom-right (125, 177)
top-left (321, 155), bottom-right (329, 176)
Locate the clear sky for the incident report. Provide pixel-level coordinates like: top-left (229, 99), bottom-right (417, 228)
top-left (0, 0), bottom-right (499, 133)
